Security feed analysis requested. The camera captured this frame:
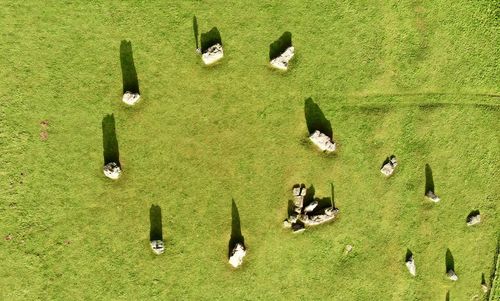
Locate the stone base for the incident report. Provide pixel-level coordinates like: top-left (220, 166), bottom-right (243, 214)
top-left (202, 44), bottom-right (224, 65)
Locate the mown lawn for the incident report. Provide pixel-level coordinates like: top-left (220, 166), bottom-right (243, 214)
top-left (1, 1), bottom-right (498, 300)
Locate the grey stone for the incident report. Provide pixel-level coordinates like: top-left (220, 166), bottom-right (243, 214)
top-left (466, 214), bottom-right (481, 226)
top-left (103, 162), bottom-right (121, 180)
top-left (380, 157), bottom-right (397, 176)
top-left (447, 269), bottom-right (458, 281)
top-left (202, 43), bottom-right (223, 65)
top-left (150, 240), bottom-right (164, 255)
top-left (309, 130), bottom-right (336, 152)
top-left (122, 91), bottom-right (141, 105)
top-left (270, 46), bottom-right (295, 71)
top-left (405, 256), bottom-right (416, 276)
top-left (426, 190), bottom-right (440, 202)
top-left (228, 243), bottom-right (246, 268)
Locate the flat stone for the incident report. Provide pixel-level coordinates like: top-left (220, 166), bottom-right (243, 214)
top-left (228, 243), bottom-right (246, 268)
top-left (302, 207), bottom-right (339, 226)
top-left (309, 130), bottom-right (336, 152)
top-left (150, 240), bottom-right (164, 255)
top-left (202, 43), bottom-right (223, 65)
top-left (270, 46), bottom-right (294, 71)
top-left (304, 201), bottom-right (318, 213)
top-left (447, 269), bottom-right (458, 281)
top-left (426, 190), bottom-right (440, 202)
top-left (405, 256), bottom-right (416, 276)
top-left (467, 214), bottom-right (481, 226)
top-left (103, 162), bottom-right (121, 180)
top-left (122, 91), bottom-right (141, 105)
top-left (380, 157), bottom-right (397, 176)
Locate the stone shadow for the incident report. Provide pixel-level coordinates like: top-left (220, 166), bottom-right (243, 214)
top-left (102, 114), bottom-right (120, 166)
top-left (304, 97), bottom-right (332, 139)
top-left (405, 249), bottom-right (413, 262)
top-left (192, 15), bottom-right (199, 50)
top-left (149, 205), bottom-right (163, 241)
top-left (445, 248), bottom-right (455, 273)
top-left (269, 31), bottom-right (292, 60)
top-left (445, 291), bottom-right (450, 301)
top-left (200, 27), bottom-right (222, 53)
top-left (120, 40), bottom-right (140, 94)
top-left (424, 163), bottom-right (435, 194)
top-left (228, 199), bottom-right (244, 259)
top-left (304, 184), bottom-right (334, 213)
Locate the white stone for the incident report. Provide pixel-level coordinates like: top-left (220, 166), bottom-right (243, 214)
top-left (283, 219), bottom-right (292, 228)
top-left (405, 256), bottom-right (416, 276)
top-left (447, 269), bottom-right (458, 281)
top-left (201, 43), bottom-right (223, 65)
top-left (270, 46), bottom-right (295, 71)
top-left (426, 191), bottom-right (440, 202)
top-left (380, 157), bottom-right (397, 176)
top-left (103, 162), bottom-right (121, 180)
top-left (481, 284), bottom-right (488, 293)
top-left (228, 243), bottom-right (246, 268)
top-left (467, 214), bottom-right (481, 226)
top-left (150, 240), bottom-right (164, 255)
top-left (345, 245), bottom-right (353, 254)
top-left (304, 201), bottom-right (318, 213)
top-left (309, 130), bottom-right (336, 152)
top-left (302, 208), bottom-right (339, 226)
top-left (122, 91), bottom-right (141, 105)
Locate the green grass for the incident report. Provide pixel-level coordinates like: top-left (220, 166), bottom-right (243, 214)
top-left (1, 1), bottom-right (499, 300)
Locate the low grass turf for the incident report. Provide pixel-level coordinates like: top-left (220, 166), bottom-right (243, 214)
top-left (1, 1), bottom-right (498, 300)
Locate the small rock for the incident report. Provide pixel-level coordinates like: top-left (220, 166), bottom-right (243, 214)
top-left (150, 240), bottom-right (165, 255)
top-left (270, 46), bottom-right (294, 71)
top-left (304, 201), bottom-right (318, 213)
top-left (425, 190), bottom-right (440, 202)
top-left (283, 219), bottom-right (292, 228)
top-left (481, 283), bottom-right (488, 293)
top-left (309, 130), bottom-right (336, 152)
top-left (202, 43), bottom-right (223, 65)
top-left (405, 256), bottom-right (416, 276)
top-left (291, 222), bottom-right (305, 233)
top-left (228, 243), bottom-right (246, 268)
top-left (447, 269), bottom-right (458, 281)
top-left (344, 245), bottom-right (353, 254)
top-left (380, 157), bottom-right (397, 176)
top-left (103, 162), bottom-right (122, 180)
top-left (4, 234), bottom-right (12, 241)
top-left (466, 213), bottom-right (481, 226)
top-left (122, 91), bottom-right (141, 105)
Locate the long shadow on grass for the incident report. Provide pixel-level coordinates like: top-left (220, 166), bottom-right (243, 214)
top-left (304, 98), bottom-right (332, 139)
top-left (193, 15), bottom-right (199, 50)
top-left (120, 40), bottom-right (140, 94)
top-left (149, 205), bottom-right (163, 241)
top-left (102, 114), bottom-right (120, 166)
top-left (488, 237), bottom-right (500, 300)
top-left (228, 199), bottom-right (244, 258)
top-left (445, 248), bottom-right (455, 273)
top-left (269, 31), bottom-right (292, 60)
top-left (424, 164), bottom-right (435, 195)
top-left (200, 27), bottom-right (222, 53)
top-left (445, 291), bottom-right (450, 301)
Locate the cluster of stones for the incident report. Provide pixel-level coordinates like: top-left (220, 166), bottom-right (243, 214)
top-left (103, 162), bottom-right (122, 180)
top-left (228, 243), bottom-right (247, 268)
top-left (122, 91), bottom-right (141, 106)
top-left (283, 186), bottom-right (339, 233)
top-left (309, 130), bottom-right (336, 152)
top-left (380, 156), bottom-right (397, 176)
top-left (270, 46), bottom-right (295, 71)
top-left (200, 43), bottom-right (224, 65)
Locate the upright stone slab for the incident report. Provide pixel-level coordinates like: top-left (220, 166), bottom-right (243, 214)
top-left (228, 243), bottom-right (246, 268)
top-left (103, 162), bottom-right (121, 179)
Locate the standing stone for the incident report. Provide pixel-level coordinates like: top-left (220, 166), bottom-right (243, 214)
top-left (380, 157), bottom-right (397, 176)
top-left (122, 91), bottom-right (141, 105)
top-left (150, 240), bottom-right (164, 255)
top-left (405, 256), bottom-right (416, 276)
top-left (103, 162), bottom-right (121, 179)
top-left (228, 243), bottom-right (246, 268)
top-left (447, 269), bottom-right (458, 281)
top-left (309, 130), bottom-right (336, 152)
top-left (466, 213), bottom-right (481, 226)
top-left (425, 190), bottom-right (440, 202)
top-left (201, 43), bottom-right (223, 65)
top-left (270, 46), bottom-right (295, 71)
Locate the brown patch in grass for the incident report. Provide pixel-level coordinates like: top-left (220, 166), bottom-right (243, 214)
top-left (39, 119), bottom-right (49, 141)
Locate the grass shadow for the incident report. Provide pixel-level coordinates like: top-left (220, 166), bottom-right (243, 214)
top-left (269, 31), bottom-right (292, 60)
top-left (445, 291), bottom-right (450, 301)
top-left (102, 114), bottom-right (120, 166)
top-left (445, 248), bottom-right (455, 272)
top-left (425, 163), bottom-right (435, 194)
top-left (304, 97), bottom-right (332, 138)
top-left (488, 237), bottom-right (500, 299)
top-left (120, 40), bottom-right (139, 94)
top-left (228, 199), bottom-right (244, 258)
top-left (149, 205), bottom-right (163, 241)
top-left (405, 249), bottom-right (413, 261)
top-left (200, 27), bottom-right (222, 53)
top-left (330, 183), bottom-right (336, 209)
top-left (193, 15), bottom-right (199, 50)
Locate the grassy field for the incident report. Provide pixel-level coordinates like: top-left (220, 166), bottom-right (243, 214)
top-left (1, 1), bottom-right (499, 300)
